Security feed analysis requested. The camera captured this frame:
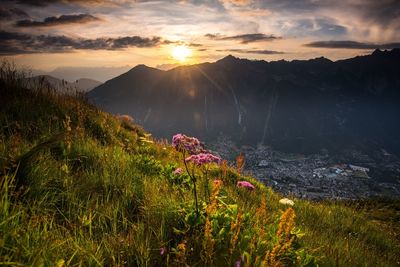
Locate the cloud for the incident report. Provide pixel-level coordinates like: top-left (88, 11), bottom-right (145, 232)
top-left (304, 40), bottom-right (400, 49)
top-left (219, 0), bottom-right (251, 6)
top-left (217, 48), bottom-right (285, 54)
top-left (110, 36), bottom-right (162, 48)
top-left (13, 0), bottom-right (116, 6)
top-left (188, 43), bottom-right (202, 47)
top-left (163, 40), bottom-right (203, 47)
top-left (0, 30), bottom-right (165, 55)
top-left (206, 33), bottom-right (280, 43)
top-left (16, 14), bottom-right (100, 27)
top-left (0, 6), bottom-right (29, 20)
top-left (347, 0), bottom-right (400, 27)
top-left (277, 18), bottom-right (347, 38)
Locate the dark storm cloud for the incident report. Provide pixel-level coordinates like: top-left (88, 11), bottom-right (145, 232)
top-left (217, 48), bottom-right (285, 54)
top-left (351, 0), bottom-right (400, 26)
top-left (0, 6), bottom-right (29, 20)
top-left (304, 40), bottom-right (400, 49)
top-left (206, 33), bottom-right (280, 43)
top-left (12, 0), bottom-right (224, 9)
top-left (259, 0), bottom-right (400, 29)
top-left (13, 0), bottom-right (109, 6)
top-left (0, 30), bottom-right (165, 55)
top-left (16, 14), bottom-right (100, 27)
top-left (111, 36), bottom-right (162, 48)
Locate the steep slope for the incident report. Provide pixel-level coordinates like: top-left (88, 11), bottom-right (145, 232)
top-left (89, 49), bottom-right (400, 155)
top-left (1, 62), bottom-right (399, 266)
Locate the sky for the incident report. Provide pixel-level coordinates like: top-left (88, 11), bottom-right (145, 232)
top-left (1, 0), bottom-right (399, 78)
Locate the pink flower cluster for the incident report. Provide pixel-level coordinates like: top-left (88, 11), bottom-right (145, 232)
top-left (185, 153), bottom-right (221, 166)
top-left (173, 167), bottom-right (183, 176)
top-left (237, 181), bottom-right (255, 190)
top-left (172, 134), bottom-right (204, 154)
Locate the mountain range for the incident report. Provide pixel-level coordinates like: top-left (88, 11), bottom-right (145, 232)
top-left (32, 66), bottom-right (132, 83)
top-left (88, 49), bottom-right (400, 155)
top-left (26, 75), bottom-right (102, 93)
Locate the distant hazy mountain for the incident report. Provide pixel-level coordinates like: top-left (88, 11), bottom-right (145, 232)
top-left (26, 75), bottom-right (102, 93)
top-left (48, 66), bottom-right (132, 83)
top-left (88, 49), bottom-right (400, 154)
top-left (72, 78), bottom-right (103, 92)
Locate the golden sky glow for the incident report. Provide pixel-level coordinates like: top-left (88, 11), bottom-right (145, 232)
top-left (1, 0), bottom-right (399, 81)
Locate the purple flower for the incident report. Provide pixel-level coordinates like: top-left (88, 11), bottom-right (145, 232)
top-left (237, 181), bottom-right (255, 190)
top-left (160, 247), bottom-right (166, 255)
top-left (173, 168), bottom-right (183, 176)
top-left (235, 260), bottom-right (241, 267)
top-left (172, 133), bottom-right (204, 155)
top-left (185, 153), bottom-right (221, 166)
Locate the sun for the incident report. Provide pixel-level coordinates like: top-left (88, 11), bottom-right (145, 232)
top-left (172, 45), bottom-right (192, 62)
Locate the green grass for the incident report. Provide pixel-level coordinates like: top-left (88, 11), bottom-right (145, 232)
top-left (0, 62), bottom-right (399, 266)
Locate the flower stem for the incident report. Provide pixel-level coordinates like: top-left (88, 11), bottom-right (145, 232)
top-left (183, 151), bottom-right (199, 217)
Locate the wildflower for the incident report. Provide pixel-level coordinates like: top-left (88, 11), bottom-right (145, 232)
top-left (173, 167), bottom-right (183, 176)
top-left (207, 179), bottom-right (223, 214)
top-left (230, 211), bottom-right (243, 255)
top-left (185, 153), bottom-right (221, 166)
top-left (235, 260), bottom-right (241, 267)
top-left (264, 207), bottom-right (296, 266)
top-left (172, 133), bottom-right (204, 154)
top-left (279, 198), bottom-right (294, 206)
top-left (160, 247), bottom-right (166, 256)
top-left (213, 179), bottom-right (222, 186)
top-left (236, 152), bottom-right (245, 174)
top-left (237, 181), bottom-right (255, 190)
top-left (203, 218), bottom-right (215, 262)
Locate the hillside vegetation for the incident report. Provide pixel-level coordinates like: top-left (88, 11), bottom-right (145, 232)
top-left (0, 62), bottom-right (399, 266)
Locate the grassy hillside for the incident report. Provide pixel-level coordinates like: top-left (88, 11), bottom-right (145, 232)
top-left (0, 62), bottom-right (399, 266)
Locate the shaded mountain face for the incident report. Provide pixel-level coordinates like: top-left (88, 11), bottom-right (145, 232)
top-left (25, 75), bottom-right (102, 93)
top-left (88, 49), bottom-right (400, 155)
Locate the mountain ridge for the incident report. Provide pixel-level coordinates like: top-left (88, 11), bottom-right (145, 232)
top-left (25, 75), bottom-right (102, 93)
top-left (89, 49), bottom-right (400, 155)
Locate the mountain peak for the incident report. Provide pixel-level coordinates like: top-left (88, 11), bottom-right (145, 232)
top-left (128, 64), bottom-right (163, 74)
top-left (311, 56), bottom-right (332, 63)
top-left (217, 54), bottom-right (239, 64)
top-left (131, 64), bottom-right (151, 70)
top-left (371, 48), bottom-right (400, 58)
top-left (372, 48), bottom-right (383, 56)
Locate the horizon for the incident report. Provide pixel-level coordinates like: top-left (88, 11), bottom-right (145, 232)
top-left (1, 0), bottom-right (400, 74)
top-left (24, 48), bottom-right (400, 82)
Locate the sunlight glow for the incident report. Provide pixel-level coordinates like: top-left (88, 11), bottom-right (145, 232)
top-left (172, 45), bottom-right (192, 62)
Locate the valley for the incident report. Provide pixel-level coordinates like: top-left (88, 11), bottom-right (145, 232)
top-left (210, 137), bottom-right (400, 200)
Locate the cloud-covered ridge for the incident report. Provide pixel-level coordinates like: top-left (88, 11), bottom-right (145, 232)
top-left (206, 33), bottom-right (281, 44)
top-left (0, 30), bottom-right (165, 55)
top-left (16, 14), bottom-right (100, 27)
top-left (304, 40), bottom-right (400, 50)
